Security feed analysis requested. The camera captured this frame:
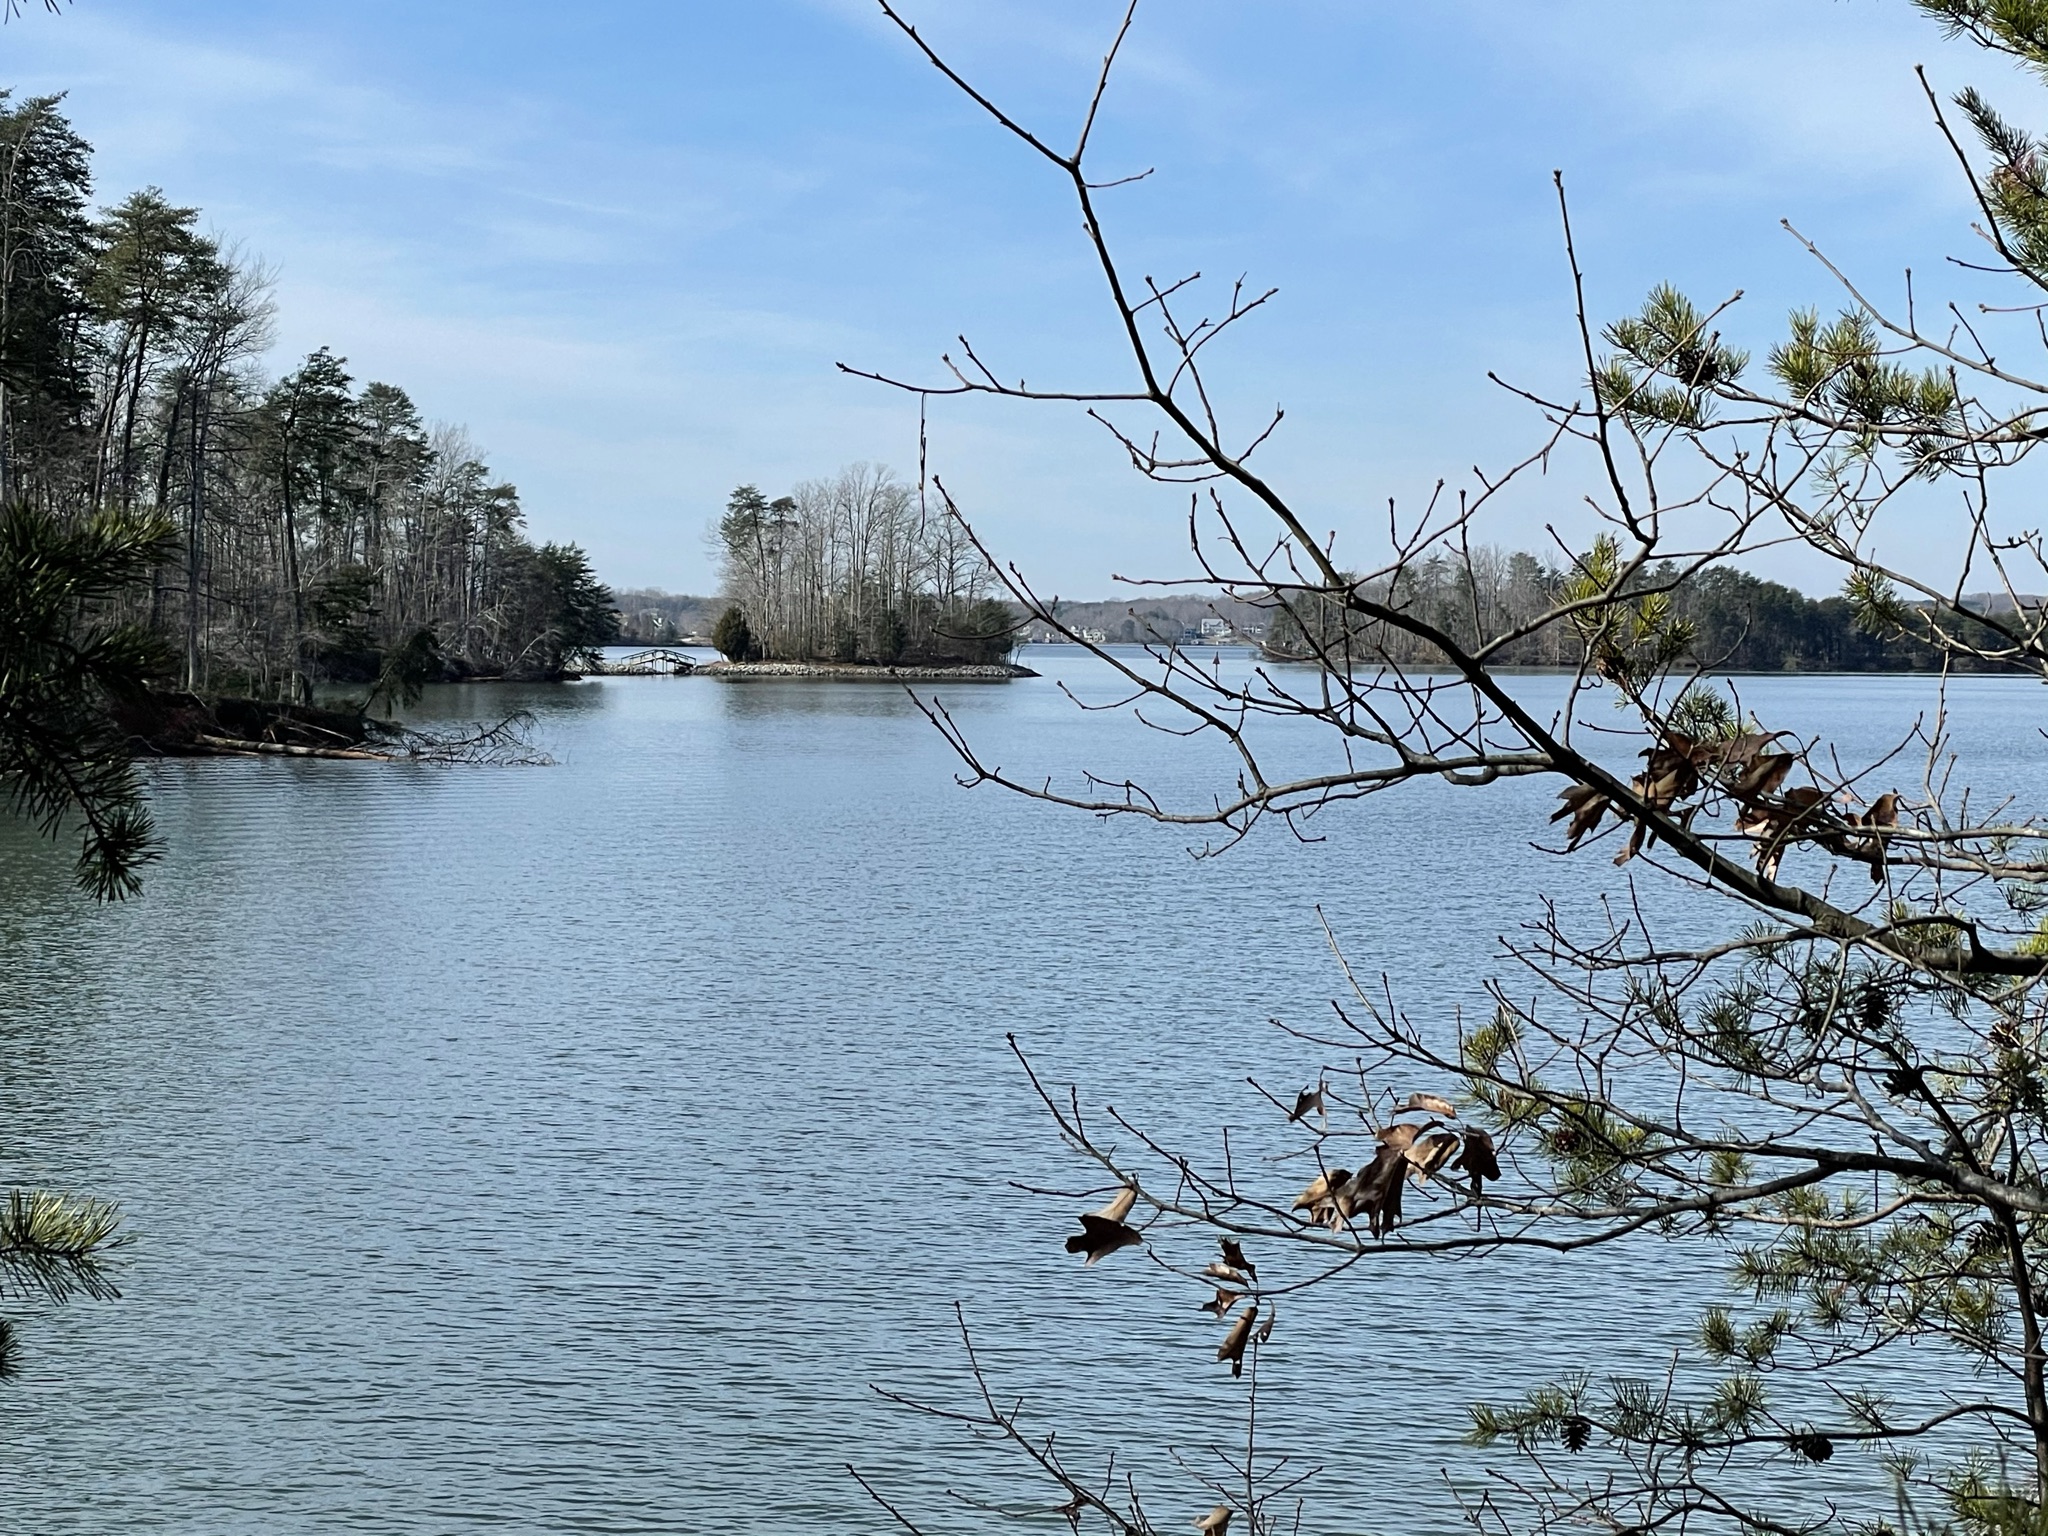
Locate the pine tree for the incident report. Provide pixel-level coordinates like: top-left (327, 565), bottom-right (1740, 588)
top-left (0, 92), bottom-right (92, 508)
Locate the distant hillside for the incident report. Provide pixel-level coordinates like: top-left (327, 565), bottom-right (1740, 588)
top-left (611, 590), bottom-right (726, 645)
top-left (1017, 593), bottom-right (1271, 645)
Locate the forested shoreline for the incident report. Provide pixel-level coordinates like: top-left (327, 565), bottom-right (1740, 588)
top-left (1258, 544), bottom-right (2023, 672)
top-left (8, 69), bottom-right (1979, 694)
top-left (1, 90), bottom-right (618, 700)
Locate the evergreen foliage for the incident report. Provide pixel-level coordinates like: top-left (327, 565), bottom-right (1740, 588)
top-left (0, 499), bottom-right (169, 898)
top-left (711, 603), bottom-right (755, 661)
top-left (0, 92), bottom-right (619, 692)
top-left (0, 497), bottom-right (158, 1391)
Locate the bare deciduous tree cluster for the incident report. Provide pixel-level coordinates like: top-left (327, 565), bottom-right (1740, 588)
top-left (714, 464), bottom-right (1013, 665)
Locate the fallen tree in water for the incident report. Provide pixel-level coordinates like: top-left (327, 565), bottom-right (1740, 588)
top-left (111, 690), bottom-right (549, 765)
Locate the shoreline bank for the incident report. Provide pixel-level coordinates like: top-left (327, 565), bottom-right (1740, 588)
top-left (695, 660), bottom-right (1037, 682)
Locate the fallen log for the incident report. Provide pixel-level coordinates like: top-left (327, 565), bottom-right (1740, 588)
top-left (193, 734), bottom-right (392, 761)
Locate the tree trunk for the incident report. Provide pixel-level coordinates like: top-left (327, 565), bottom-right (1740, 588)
top-left (279, 445), bottom-right (308, 703)
top-left (184, 377), bottom-right (209, 690)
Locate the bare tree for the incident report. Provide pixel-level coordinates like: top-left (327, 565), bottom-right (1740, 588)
top-left (841, 4), bottom-right (2048, 1532)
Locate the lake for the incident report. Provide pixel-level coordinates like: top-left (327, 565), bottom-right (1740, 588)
top-left (1, 651), bottom-right (2042, 1533)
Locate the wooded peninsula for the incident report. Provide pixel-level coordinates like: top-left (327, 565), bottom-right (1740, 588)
top-left (1, 90), bottom-right (619, 705)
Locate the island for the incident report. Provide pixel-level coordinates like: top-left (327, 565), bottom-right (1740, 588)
top-left (701, 474), bottom-right (1031, 679)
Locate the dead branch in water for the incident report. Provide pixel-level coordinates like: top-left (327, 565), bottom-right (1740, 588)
top-left (378, 712), bottom-right (551, 766)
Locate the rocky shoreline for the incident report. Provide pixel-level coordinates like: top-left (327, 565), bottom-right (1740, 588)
top-left (695, 660), bottom-right (1037, 682)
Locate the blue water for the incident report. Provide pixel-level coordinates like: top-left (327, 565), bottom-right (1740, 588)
top-left (1, 653), bottom-right (2041, 1533)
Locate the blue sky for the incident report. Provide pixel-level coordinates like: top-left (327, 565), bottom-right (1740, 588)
top-left (1, 1), bottom-right (2024, 595)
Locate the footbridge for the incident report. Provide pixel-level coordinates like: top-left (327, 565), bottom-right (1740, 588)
top-left (593, 648), bottom-right (699, 676)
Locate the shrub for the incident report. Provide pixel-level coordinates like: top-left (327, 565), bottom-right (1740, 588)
top-left (711, 605), bottom-right (755, 661)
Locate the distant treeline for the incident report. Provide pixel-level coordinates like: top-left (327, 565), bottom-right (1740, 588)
top-left (635, 553), bottom-right (2027, 676)
top-left (1, 91), bottom-right (618, 696)
top-left (1262, 548), bottom-right (2027, 672)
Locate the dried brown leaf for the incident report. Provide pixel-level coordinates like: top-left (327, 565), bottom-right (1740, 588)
top-left (1453, 1127), bottom-right (1501, 1190)
top-left (1219, 1239), bottom-right (1256, 1280)
top-left (1065, 1213), bottom-right (1141, 1265)
top-left (1091, 1186), bottom-right (1137, 1224)
top-left (1292, 1168), bottom-right (1348, 1212)
top-left (1703, 730), bottom-right (1785, 772)
top-left (1637, 742), bottom-right (1700, 808)
top-left (1729, 751), bottom-right (1794, 802)
top-left (1375, 1122), bottom-right (1421, 1152)
top-left (1551, 783), bottom-right (1609, 848)
top-left (1349, 1143), bottom-right (1407, 1238)
top-left (1406, 1130), bottom-right (1461, 1179)
top-left (1217, 1306), bottom-right (1256, 1376)
top-left (1400, 1092), bottom-right (1457, 1118)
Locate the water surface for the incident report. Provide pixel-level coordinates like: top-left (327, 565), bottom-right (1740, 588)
top-left (2, 654), bottom-right (2042, 1532)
